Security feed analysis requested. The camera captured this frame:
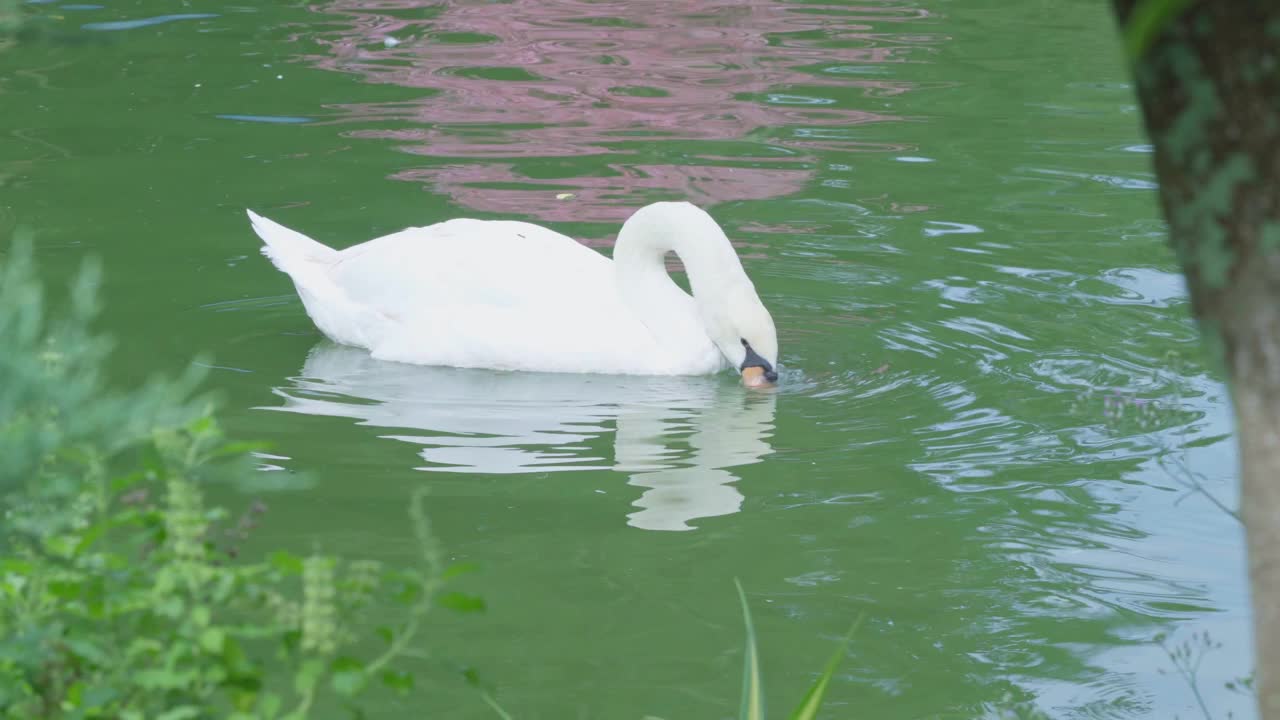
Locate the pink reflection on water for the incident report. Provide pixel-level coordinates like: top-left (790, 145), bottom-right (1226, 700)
top-left (303, 0), bottom-right (939, 223)
top-left (392, 162), bottom-right (813, 225)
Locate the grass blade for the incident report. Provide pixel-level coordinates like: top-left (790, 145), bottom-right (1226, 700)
top-left (481, 690), bottom-right (514, 720)
top-left (786, 612), bottom-right (864, 720)
top-left (735, 578), bottom-right (766, 720)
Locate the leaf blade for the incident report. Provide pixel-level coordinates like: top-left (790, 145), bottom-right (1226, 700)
top-left (1123, 0), bottom-right (1194, 62)
top-left (786, 613), bottom-right (865, 720)
top-left (735, 578), bottom-right (765, 720)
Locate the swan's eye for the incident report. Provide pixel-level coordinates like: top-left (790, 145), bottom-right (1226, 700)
top-left (739, 339), bottom-right (778, 383)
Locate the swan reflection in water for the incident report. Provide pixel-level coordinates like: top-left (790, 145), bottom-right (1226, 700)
top-left (263, 343), bottom-right (776, 531)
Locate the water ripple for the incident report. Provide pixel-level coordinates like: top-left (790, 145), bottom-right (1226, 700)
top-left (262, 343), bottom-right (776, 532)
top-left (82, 13), bottom-right (218, 31)
top-left (299, 0), bottom-right (936, 220)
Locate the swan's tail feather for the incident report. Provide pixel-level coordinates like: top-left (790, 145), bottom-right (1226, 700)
top-left (246, 210), bottom-right (339, 272)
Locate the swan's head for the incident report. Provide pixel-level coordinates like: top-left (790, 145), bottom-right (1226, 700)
top-left (703, 284), bottom-right (778, 388)
top-left (616, 200), bottom-right (779, 386)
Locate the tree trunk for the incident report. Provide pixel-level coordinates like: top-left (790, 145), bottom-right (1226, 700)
top-left (1111, 1), bottom-right (1280, 715)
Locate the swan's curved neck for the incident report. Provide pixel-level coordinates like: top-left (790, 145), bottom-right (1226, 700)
top-left (613, 203), bottom-right (747, 303)
top-left (611, 203), bottom-right (750, 361)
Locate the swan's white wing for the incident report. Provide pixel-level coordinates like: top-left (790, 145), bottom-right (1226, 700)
top-left (332, 219), bottom-right (608, 315)
top-left (322, 219), bottom-right (713, 373)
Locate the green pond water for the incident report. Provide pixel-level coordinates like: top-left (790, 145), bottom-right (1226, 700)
top-left (0, 0), bottom-right (1254, 717)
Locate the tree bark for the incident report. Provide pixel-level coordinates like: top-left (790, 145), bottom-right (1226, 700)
top-left (1111, 1), bottom-right (1280, 716)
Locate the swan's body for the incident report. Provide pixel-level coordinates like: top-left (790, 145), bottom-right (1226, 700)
top-left (247, 202), bottom-right (778, 381)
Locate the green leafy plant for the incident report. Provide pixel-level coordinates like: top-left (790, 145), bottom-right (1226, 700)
top-left (734, 579), bottom-right (861, 720)
top-left (1120, 0), bottom-right (1195, 61)
top-left (0, 236), bottom-right (495, 718)
top-left (0, 0), bottom-right (19, 36)
top-left (0, 0), bottom-right (64, 43)
top-left (0, 0), bottom-right (38, 48)
top-left (0, 234), bottom-right (206, 501)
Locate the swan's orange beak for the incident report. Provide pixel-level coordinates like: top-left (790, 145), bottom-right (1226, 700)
top-left (741, 366), bottom-right (776, 389)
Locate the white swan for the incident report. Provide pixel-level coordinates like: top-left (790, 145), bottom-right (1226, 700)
top-left (246, 201), bottom-right (779, 385)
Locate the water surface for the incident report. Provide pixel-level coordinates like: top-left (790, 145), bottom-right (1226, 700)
top-left (0, 0), bottom-right (1251, 718)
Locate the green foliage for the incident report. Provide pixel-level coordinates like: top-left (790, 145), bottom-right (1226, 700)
top-left (1121, 0), bottom-right (1194, 62)
top-left (734, 580), bottom-right (861, 720)
top-left (0, 237), bottom-right (491, 718)
top-left (786, 616), bottom-right (861, 720)
top-left (0, 0), bottom-right (63, 43)
top-left (0, 0), bottom-right (20, 36)
top-left (0, 235), bottom-right (206, 501)
top-left (736, 580), bottom-right (765, 720)
top-left (0, 0), bottom-right (36, 44)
